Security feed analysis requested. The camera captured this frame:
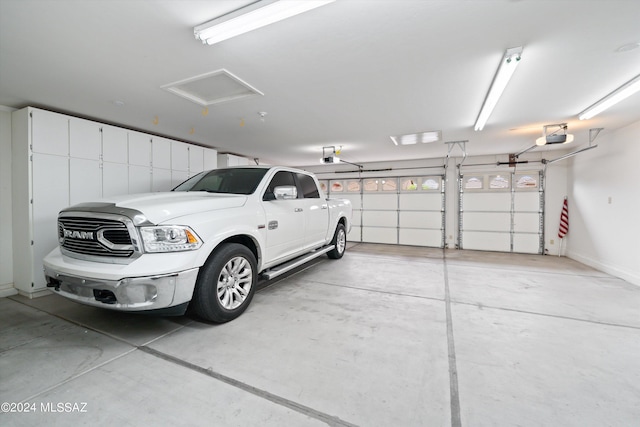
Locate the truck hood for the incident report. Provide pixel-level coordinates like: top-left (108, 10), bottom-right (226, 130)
top-left (65, 192), bottom-right (248, 224)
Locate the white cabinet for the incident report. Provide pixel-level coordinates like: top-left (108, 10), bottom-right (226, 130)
top-left (70, 158), bottom-right (102, 205)
top-left (102, 125), bottom-right (129, 197)
top-left (129, 165), bottom-right (152, 194)
top-left (217, 153), bottom-right (249, 167)
top-left (103, 162), bottom-right (129, 197)
top-left (13, 108), bottom-right (72, 294)
top-left (102, 125), bottom-right (128, 163)
top-left (171, 141), bottom-right (189, 171)
top-left (188, 145), bottom-right (204, 174)
top-left (204, 148), bottom-right (218, 170)
top-left (128, 132), bottom-right (151, 194)
top-left (152, 137), bottom-right (172, 192)
top-left (128, 132), bottom-right (151, 166)
top-left (68, 117), bottom-right (103, 205)
top-left (152, 136), bottom-right (172, 169)
top-left (70, 118), bottom-right (101, 160)
top-left (32, 153), bottom-right (69, 291)
top-left (11, 106), bottom-right (236, 296)
top-left (172, 170), bottom-right (189, 188)
top-left (152, 168), bottom-right (173, 192)
top-left (31, 109), bottom-right (68, 155)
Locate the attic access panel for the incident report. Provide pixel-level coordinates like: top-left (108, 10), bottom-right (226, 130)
top-left (162, 69), bottom-right (263, 106)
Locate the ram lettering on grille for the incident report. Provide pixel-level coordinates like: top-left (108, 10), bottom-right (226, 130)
top-left (63, 229), bottom-right (94, 240)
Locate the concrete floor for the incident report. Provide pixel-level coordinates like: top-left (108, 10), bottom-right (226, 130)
top-left (1, 243), bottom-right (639, 426)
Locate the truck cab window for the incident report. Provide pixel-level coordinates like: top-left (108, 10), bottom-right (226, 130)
top-left (264, 171), bottom-right (297, 200)
top-left (296, 173), bottom-right (320, 198)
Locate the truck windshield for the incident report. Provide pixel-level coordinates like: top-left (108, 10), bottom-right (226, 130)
top-left (173, 168), bottom-right (269, 195)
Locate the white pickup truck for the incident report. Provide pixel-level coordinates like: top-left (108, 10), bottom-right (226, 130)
top-left (43, 166), bottom-right (352, 322)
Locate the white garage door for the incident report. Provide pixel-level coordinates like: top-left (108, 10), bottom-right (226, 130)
top-left (321, 175), bottom-right (445, 248)
top-left (458, 171), bottom-right (543, 254)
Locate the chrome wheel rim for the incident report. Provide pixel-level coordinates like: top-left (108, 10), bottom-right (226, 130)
top-left (336, 229), bottom-right (346, 254)
top-left (217, 256), bottom-right (253, 310)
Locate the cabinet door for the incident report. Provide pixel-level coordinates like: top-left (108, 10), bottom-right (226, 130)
top-left (152, 168), bottom-right (173, 192)
top-left (129, 166), bottom-right (151, 194)
top-left (102, 126), bottom-right (128, 164)
top-left (171, 141), bottom-right (189, 172)
top-left (152, 136), bottom-right (171, 169)
top-left (69, 118), bottom-right (101, 160)
top-left (236, 155), bottom-right (250, 166)
top-left (217, 153), bottom-right (231, 167)
top-left (31, 109), bottom-right (68, 156)
top-left (70, 158), bottom-right (102, 205)
top-left (128, 132), bottom-right (151, 166)
top-left (189, 145), bottom-right (204, 174)
top-left (203, 148), bottom-right (218, 170)
top-left (171, 170), bottom-right (189, 188)
top-left (32, 153), bottom-right (69, 289)
top-left (103, 163), bottom-right (129, 198)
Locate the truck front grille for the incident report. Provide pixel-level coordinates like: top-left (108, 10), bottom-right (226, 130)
top-left (59, 217), bottom-right (134, 258)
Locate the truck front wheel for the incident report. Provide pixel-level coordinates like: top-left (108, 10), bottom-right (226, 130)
top-left (192, 243), bottom-right (257, 323)
top-left (327, 223), bottom-right (347, 259)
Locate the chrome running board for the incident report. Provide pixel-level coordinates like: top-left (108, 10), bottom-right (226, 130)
top-left (260, 245), bottom-right (334, 280)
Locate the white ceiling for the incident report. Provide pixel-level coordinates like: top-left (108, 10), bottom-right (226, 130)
top-left (1, 0), bottom-right (639, 166)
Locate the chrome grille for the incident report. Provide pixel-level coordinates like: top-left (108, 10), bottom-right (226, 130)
top-left (102, 229), bottom-right (131, 245)
top-left (59, 216), bottom-right (134, 258)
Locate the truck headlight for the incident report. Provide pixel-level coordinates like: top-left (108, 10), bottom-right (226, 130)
top-left (139, 226), bottom-right (202, 253)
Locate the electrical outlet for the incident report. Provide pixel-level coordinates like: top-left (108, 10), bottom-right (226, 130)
top-left (550, 239), bottom-right (555, 245)
top-left (608, 196), bottom-right (612, 204)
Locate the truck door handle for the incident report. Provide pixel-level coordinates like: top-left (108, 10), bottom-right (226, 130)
top-left (321, 204), bottom-right (328, 209)
top-left (294, 208), bottom-right (303, 212)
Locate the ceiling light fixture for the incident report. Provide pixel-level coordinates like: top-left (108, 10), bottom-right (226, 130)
top-left (194, 0), bottom-right (335, 45)
top-left (474, 46), bottom-right (523, 131)
top-left (578, 74), bottom-right (640, 120)
top-left (390, 130), bottom-right (441, 146)
top-left (535, 123), bottom-right (574, 146)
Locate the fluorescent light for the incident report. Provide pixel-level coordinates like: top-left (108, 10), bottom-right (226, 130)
top-left (390, 131), bottom-right (441, 146)
top-left (194, 0), bottom-right (335, 45)
top-left (474, 47), bottom-right (523, 131)
top-left (578, 74), bottom-right (640, 120)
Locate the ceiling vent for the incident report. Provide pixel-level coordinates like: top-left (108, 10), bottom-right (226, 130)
top-left (162, 69), bottom-right (263, 106)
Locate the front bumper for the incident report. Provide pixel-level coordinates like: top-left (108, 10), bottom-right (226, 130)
top-left (43, 264), bottom-right (199, 313)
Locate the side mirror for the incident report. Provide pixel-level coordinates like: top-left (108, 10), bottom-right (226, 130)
top-left (273, 185), bottom-right (297, 200)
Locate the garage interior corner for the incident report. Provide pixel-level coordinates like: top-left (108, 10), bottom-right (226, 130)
top-left (2, 242), bottom-right (639, 426)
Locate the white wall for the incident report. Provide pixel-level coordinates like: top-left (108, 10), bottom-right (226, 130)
top-left (0, 108), bottom-right (16, 296)
top-left (567, 120), bottom-right (640, 286)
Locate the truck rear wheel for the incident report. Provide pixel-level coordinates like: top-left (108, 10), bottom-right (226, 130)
top-left (192, 243), bottom-right (257, 323)
top-left (327, 223), bottom-right (347, 259)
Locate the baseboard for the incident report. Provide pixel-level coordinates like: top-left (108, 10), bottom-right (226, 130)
top-left (17, 288), bottom-right (52, 299)
top-left (0, 283), bottom-right (18, 298)
top-left (568, 251), bottom-right (640, 287)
